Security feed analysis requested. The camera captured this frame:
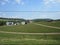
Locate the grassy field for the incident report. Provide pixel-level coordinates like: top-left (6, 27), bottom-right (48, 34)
top-left (0, 23), bottom-right (60, 33)
top-left (0, 21), bottom-right (60, 45)
top-left (37, 21), bottom-right (60, 27)
top-left (0, 33), bottom-right (60, 45)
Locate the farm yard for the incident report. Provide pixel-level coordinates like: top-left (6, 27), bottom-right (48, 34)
top-left (0, 20), bottom-right (60, 45)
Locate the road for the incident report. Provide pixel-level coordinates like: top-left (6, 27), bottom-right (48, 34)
top-left (0, 31), bottom-right (60, 35)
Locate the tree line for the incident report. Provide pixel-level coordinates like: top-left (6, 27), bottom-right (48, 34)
top-left (0, 17), bottom-right (25, 26)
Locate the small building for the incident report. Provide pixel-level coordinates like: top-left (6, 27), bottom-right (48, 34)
top-left (21, 21), bottom-right (28, 25)
top-left (6, 22), bottom-right (14, 26)
top-left (14, 22), bottom-right (20, 25)
top-left (21, 21), bottom-right (25, 25)
top-left (21, 20), bottom-right (33, 25)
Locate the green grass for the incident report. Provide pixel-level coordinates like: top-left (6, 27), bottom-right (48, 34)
top-left (0, 21), bottom-right (60, 45)
top-left (0, 40), bottom-right (60, 45)
top-left (0, 23), bottom-right (60, 33)
top-left (37, 21), bottom-right (60, 27)
top-left (0, 33), bottom-right (60, 40)
top-left (0, 33), bottom-right (60, 45)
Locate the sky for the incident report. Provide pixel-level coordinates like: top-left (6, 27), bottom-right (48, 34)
top-left (0, 0), bottom-right (60, 19)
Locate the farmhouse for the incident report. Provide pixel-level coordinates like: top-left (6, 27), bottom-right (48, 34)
top-left (6, 22), bottom-right (14, 26)
top-left (21, 21), bottom-right (29, 25)
top-left (21, 21), bottom-right (26, 25)
top-left (6, 22), bottom-right (20, 26)
top-left (21, 20), bottom-right (33, 25)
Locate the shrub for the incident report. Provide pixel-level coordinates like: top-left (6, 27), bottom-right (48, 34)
top-left (0, 21), bottom-right (6, 26)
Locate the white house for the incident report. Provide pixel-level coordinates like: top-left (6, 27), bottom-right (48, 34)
top-left (21, 20), bottom-right (33, 25)
top-left (14, 22), bottom-right (20, 25)
top-left (21, 21), bottom-right (25, 25)
top-left (6, 22), bottom-right (14, 26)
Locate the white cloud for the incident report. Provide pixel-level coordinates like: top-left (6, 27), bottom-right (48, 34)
top-left (3, 0), bottom-right (9, 2)
top-left (15, 0), bottom-right (21, 4)
top-left (55, 0), bottom-right (60, 2)
top-left (44, 0), bottom-right (55, 6)
top-left (0, 0), bottom-right (24, 5)
top-left (1, 2), bottom-right (6, 5)
top-left (2, 13), bottom-right (8, 18)
top-left (0, 0), bottom-right (9, 5)
top-left (15, 0), bottom-right (24, 5)
top-left (4, 0), bottom-right (9, 2)
top-left (0, 13), bottom-right (6, 17)
top-left (44, 0), bottom-right (60, 4)
top-left (21, 2), bottom-right (24, 5)
top-left (43, 0), bottom-right (60, 7)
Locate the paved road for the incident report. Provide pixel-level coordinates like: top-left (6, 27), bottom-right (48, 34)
top-left (0, 31), bottom-right (60, 35)
top-left (34, 23), bottom-right (60, 29)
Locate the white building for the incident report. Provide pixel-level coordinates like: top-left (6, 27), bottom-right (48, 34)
top-left (21, 22), bottom-right (25, 25)
top-left (14, 22), bottom-right (20, 25)
top-left (6, 22), bottom-right (14, 26)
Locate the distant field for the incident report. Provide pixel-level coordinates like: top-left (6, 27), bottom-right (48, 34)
top-left (0, 33), bottom-right (60, 45)
top-left (0, 23), bottom-right (60, 33)
top-left (37, 21), bottom-right (60, 27)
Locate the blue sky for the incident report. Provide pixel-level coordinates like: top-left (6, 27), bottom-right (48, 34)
top-left (0, 0), bottom-right (60, 19)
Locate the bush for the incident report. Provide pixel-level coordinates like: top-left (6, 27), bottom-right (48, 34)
top-left (0, 21), bottom-right (6, 26)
